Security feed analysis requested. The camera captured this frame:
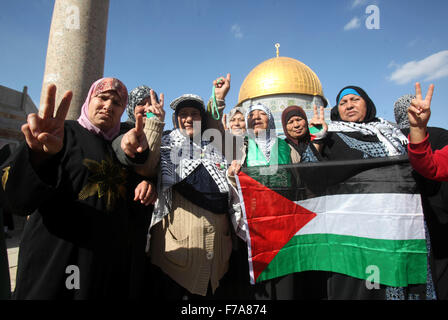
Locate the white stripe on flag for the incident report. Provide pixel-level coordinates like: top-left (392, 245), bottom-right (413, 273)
top-left (295, 193), bottom-right (425, 240)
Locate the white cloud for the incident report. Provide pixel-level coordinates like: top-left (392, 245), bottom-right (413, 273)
top-left (344, 17), bottom-right (361, 31)
top-left (231, 24), bottom-right (243, 39)
top-left (389, 50), bottom-right (448, 85)
top-left (387, 61), bottom-right (399, 69)
top-left (407, 38), bottom-right (419, 48)
top-left (351, 0), bottom-right (368, 8)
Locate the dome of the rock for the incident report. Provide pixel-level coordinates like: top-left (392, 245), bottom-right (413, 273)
top-left (237, 56), bottom-right (325, 106)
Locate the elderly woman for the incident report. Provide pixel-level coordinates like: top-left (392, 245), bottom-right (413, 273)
top-left (148, 84), bottom-right (239, 298)
top-left (322, 86), bottom-right (408, 161)
top-left (2, 78), bottom-right (152, 299)
top-left (321, 85), bottom-right (437, 300)
top-left (241, 103), bottom-right (291, 167)
top-left (282, 105), bottom-right (325, 163)
top-left (226, 107), bottom-right (246, 136)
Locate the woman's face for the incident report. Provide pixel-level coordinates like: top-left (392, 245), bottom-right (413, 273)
top-left (133, 97), bottom-right (151, 119)
top-left (177, 107), bottom-right (202, 137)
top-left (337, 94), bottom-right (367, 123)
top-left (248, 110), bottom-right (269, 136)
top-left (88, 90), bottom-right (125, 131)
top-left (229, 112), bottom-right (246, 135)
top-left (286, 115), bottom-right (308, 140)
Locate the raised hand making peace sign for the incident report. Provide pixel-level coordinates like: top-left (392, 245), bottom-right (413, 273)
top-left (408, 82), bottom-right (434, 128)
top-left (22, 84), bottom-right (73, 164)
top-left (408, 82), bottom-right (435, 144)
top-left (147, 89), bottom-right (165, 123)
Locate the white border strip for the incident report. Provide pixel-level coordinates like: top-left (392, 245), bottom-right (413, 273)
top-left (235, 174), bottom-right (256, 285)
top-left (295, 193), bottom-right (425, 240)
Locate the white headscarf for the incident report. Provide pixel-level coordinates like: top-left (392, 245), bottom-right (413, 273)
top-left (245, 103), bottom-right (277, 162)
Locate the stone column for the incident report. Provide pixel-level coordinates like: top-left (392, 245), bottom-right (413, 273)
top-left (39, 0), bottom-right (110, 120)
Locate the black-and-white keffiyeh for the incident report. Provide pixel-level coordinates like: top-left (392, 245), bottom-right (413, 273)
top-left (245, 103), bottom-right (277, 162)
top-left (394, 94), bottom-right (415, 129)
top-left (149, 129), bottom-right (229, 228)
top-left (328, 117), bottom-right (408, 156)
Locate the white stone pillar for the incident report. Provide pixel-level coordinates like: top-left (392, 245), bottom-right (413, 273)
top-left (39, 0), bottom-right (110, 120)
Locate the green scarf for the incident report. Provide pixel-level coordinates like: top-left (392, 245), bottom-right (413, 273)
top-left (246, 137), bottom-right (291, 188)
top-left (246, 137), bottom-right (291, 167)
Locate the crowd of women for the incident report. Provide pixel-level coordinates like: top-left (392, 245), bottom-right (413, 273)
top-left (0, 73), bottom-right (447, 300)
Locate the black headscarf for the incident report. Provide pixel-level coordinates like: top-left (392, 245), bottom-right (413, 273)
top-left (330, 86), bottom-right (378, 123)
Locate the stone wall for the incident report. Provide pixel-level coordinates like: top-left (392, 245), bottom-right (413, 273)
top-left (0, 85), bottom-right (37, 151)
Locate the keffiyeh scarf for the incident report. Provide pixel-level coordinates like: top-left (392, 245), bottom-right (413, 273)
top-left (149, 129), bottom-right (229, 230)
top-left (329, 117), bottom-right (408, 156)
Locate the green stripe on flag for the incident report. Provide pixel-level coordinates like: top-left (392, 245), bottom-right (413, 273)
top-left (257, 233), bottom-right (427, 287)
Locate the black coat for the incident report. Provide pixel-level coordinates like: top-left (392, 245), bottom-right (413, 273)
top-left (3, 121), bottom-right (151, 299)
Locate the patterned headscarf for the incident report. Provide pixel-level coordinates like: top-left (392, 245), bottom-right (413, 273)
top-left (245, 103), bottom-right (277, 162)
top-left (126, 85), bottom-right (158, 123)
top-left (394, 94), bottom-right (415, 129)
top-left (77, 77), bottom-right (128, 141)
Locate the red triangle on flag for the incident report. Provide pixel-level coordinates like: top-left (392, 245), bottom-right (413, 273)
top-left (238, 172), bottom-right (317, 283)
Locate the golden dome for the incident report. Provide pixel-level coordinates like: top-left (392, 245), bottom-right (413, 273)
top-left (237, 56), bottom-right (324, 105)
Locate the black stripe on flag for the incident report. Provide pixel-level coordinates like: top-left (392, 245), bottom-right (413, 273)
top-left (241, 155), bottom-right (421, 202)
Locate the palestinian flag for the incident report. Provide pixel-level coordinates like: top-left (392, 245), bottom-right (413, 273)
top-left (235, 156), bottom-right (427, 287)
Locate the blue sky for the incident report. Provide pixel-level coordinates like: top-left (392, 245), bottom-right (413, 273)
top-left (1, 0), bottom-right (447, 130)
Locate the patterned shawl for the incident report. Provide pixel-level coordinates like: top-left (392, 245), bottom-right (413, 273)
top-left (328, 118), bottom-right (408, 156)
top-left (394, 94), bottom-right (415, 129)
top-left (149, 129), bottom-right (229, 230)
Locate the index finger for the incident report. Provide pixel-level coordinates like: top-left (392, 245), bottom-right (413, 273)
top-left (415, 82), bottom-right (422, 100)
top-left (226, 73), bottom-right (231, 83)
top-left (135, 113), bottom-right (144, 134)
